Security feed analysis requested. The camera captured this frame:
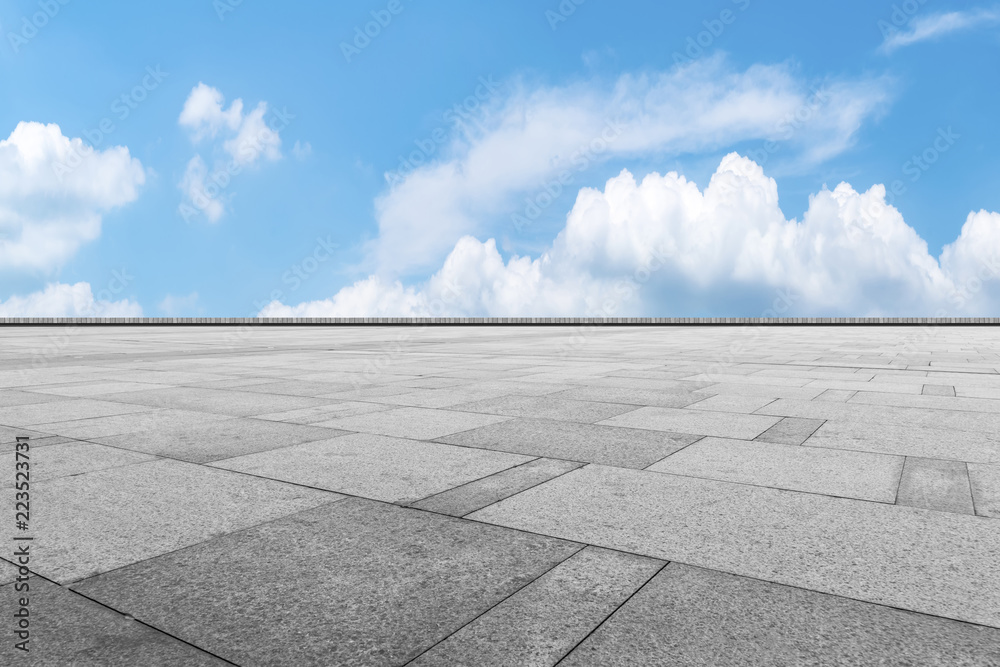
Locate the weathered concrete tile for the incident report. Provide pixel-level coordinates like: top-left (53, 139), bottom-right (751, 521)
top-left (560, 563), bottom-right (1000, 667)
top-left (100, 386), bottom-right (329, 417)
top-left (1, 441), bottom-right (156, 485)
top-left (412, 547), bottom-right (664, 666)
top-left (375, 387), bottom-right (515, 409)
top-left (0, 459), bottom-right (340, 583)
top-left (318, 385), bottom-right (417, 401)
top-left (437, 418), bottom-right (701, 468)
top-left (648, 437), bottom-right (902, 502)
top-left (0, 399), bottom-right (153, 427)
top-left (969, 463), bottom-right (1000, 518)
top-left (1, 579), bottom-right (228, 665)
top-left (549, 385), bottom-right (705, 408)
top-left (253, 400), bottom-right (392, 424)
top-left (896, 457), bottom-right (975, 515)
top-left (468, 465), bottom-right (1000, 628)
top-left (806, 380), bottom-right (924, 395)
top-left (599, 407), bottom-right (780, 440)
top-left (73, 498), bottom-right (581, 667)
top-left (681, 373), bottom-right (812, 387)
top-left (97, 418), bottom-right (350, 463)
top-left (760, 397), bottom-right (1000, 434)
top-left (0, 389), bottom-right (68, 407)
top-left (692, 382), bottom-right (826, 400)
top-left (687, 394), bottom-right (776, 414)
top-left (923, 384), bottom-right (957, 397)
top-left (234, 379), bottom-right (356, 396)
top-left (451, 395), bottom-right (639, 423)
top-left (314, 406), bottom-right (510, 440)
top-left (808, 420), bottom-right (1000, 464)
top-left (754, 417), bottom-right (825, 445)
top-left (409, 458), bottom-right (584, 516)
top-left (852, 391), bottom-right (1000, 414)
top-left (25, 381), bottom-right (175, 397)
top-left (815, 388), bottom-right (857, 402)
top-left (28, 408), bottom-right (236, 440)
top-left (211, 432), bottom-right (531, 503)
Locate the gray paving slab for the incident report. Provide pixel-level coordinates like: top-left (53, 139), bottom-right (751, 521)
top-left (450, 395), bottom-right (639, 423)
top-left (0, 559), bottom-right (16, 585)
top-left (759, 397), bottom-right (1000, 435)
top-left (815, 388), bottom-right (857, 402)
top-left (27, 408), bottom-right (236, 440)
top-left (0, 578), bottom-right (228, 665)
top-left (687, 394), bottom-right (777, 414)
top-left (99, 386), bottom-right (330, 416)
top-left (923, 383), bottom-right (957, 397)
top-left (411, 547), bottom-right (664, 666)
top-left (850, 391), bottom-right (1000, 414)
top-left (560, 563), bottom-right (1000, 667)
top-left (314, 406), bottom-right (511, 439)
top-left (753, 416), bottom-right (826, 445)
top-left (409, 457), bottom-right (584, 516)
top-left (1, 441), bottom-right (157, 485)
top-left (896, 457), bottom-right (975, 515)
top-left (548, 385), bottom-right (706, 408)
top-left (253, 400), bottom-right (393, 424)
top-left (648, 437), bottom-right (902, 502)
top-left (437, 418), bottom-right (701, 468)
top-left (72, 497), bottom-right (582, 667)
top-left (468, 464), bottom-right (1000, 628)
top-left (25, 381), bottom-right (175, 397)
top-left (0, 398), bottom-right (153, 427)
top-left (374, 386), bottom-right (517, 408)
top-left (807, 419), bottom-right (1000, 464)
top-left (233, 379), bottom-right (357, 396)
top-left (96, 418), bottom-right (350, 463)
top-left (599, 407), bottom-right (781, 440)
top-left (0, 459), bottom-right (340, 583)
top-left (211, 432), bottom-right (532, 503)
top-left (0, 389), bottom-right (68, 407)
top-left (969, 463), bottom-right (1000, 518)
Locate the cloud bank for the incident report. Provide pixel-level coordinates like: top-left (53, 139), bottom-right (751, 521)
top-left (261, 154), bottom-right (1000, 318)
top-left (0, 122), bottom-right (145, 272)
top-left (0, 282), bottom-right (143, 317)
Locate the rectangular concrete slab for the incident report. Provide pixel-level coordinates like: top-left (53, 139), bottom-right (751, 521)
top-left (26, 407), bottom-right (237, 440)
top-left (549, 385), bottom-right (706, 408)
top-left (688, 394), bottom-right (777, 414)
top-left (815, 388), bottom-right (857, 402)
top-left (411, 547), bottom-right (664, 666)
top-left (437, 418), bottom-right (702, 468)
top-left (754, 417), bottom-right (826, 445)
top-left (72, 498), bottom-right (582, 667)
top-left (1, 579), bottom-right (228, 665)
top-left (314, 406), bottom-right (511, 440)
top-left (96, 418), bottom-right (351, 463)
top-left (99, 386), bottom-right (329, 417)
top-left (211, 432), bottom-right (532, 503)
top-left (25, 381), bottom-right (176, 397)
top-left (923, 384), bottom-right (957, 397)
top-left (253, 400), bottom-right (393, 424)
top-left (560, 563), bottom-right (1000, 666)
top-left (1, 441), bottom-right (157, 485)
top-left (598, 407), bottom-right (781, 440)
top-left (896, 457), bottom-right (975, 515)
top-left (648, 437), bottom-right (903, 502)
top-left (450, 395), bottom-right (640, 423)
top-left (969, 463), bottom-right (1000, 518)
top-left (807, 419), bottom-right (1000, 464)
top-left (468, 464), bottom-right (1000, 628)
top-left (0, 398), bottom-right (153, 427)
top-left (0, 389), bottom-right (68, 407)
top-left (0, 559), bottom-right (17, 585)
top-left (409, 457), bottom-right (584, 516)
top-left (0, 459), bottom-right (341, 583)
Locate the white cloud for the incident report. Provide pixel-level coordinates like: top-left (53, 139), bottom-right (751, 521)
top-left (880, 9), bottom-right (1000, 54)
top-left (157, 292), bottom-right (200, 316)
top-left (371, 57), bottom-right (891, 277)
top-left (262, 154), bottom-right (1000, 318)
top-left (177, 84), bottom-right (284, 222)
top-left (0, 122), bottom-right (145, 272)
top-left (0, 282), bottom-right (143, 317)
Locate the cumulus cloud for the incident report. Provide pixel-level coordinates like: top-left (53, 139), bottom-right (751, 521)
top-left (371, 57), bottom-right (891, 277)
top-left (880, 8), bottom-right (1000, 54)
top-left (261, 154), bottom-right (1000, 318)
top-left (177, 83), bottom-right (285, 222)
top-left (0, 122), bottom-right (145, 271)
top-left (0, 282), bottom-right (143, 317)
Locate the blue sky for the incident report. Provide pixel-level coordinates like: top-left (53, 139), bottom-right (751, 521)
top-left (1, 0), bottom-right (999, 316)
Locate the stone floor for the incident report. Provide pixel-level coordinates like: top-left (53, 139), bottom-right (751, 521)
top-left (2, 325), bottom-right (999, 665)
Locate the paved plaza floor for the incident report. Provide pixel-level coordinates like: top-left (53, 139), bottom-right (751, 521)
top-left (2, 325), bottom-right (999, 665)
